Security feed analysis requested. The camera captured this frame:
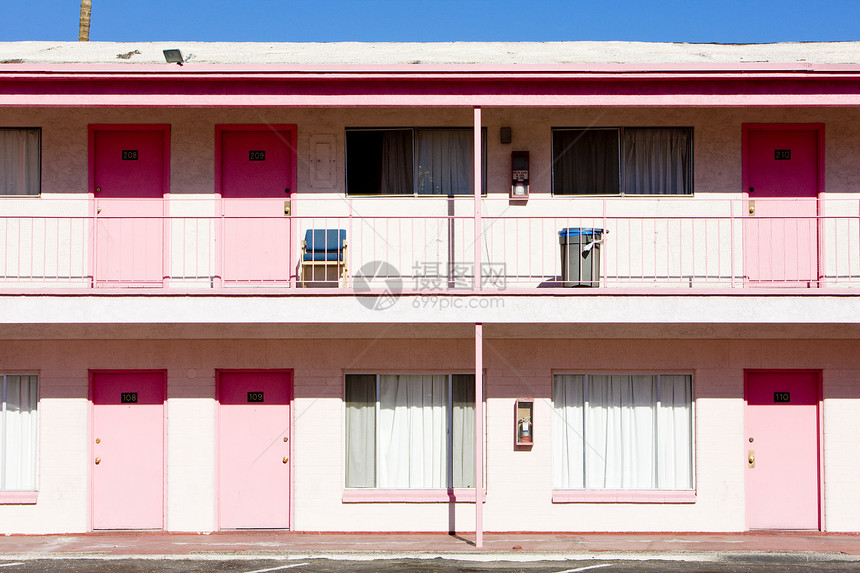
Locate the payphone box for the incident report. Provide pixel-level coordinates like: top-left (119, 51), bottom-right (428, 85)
top-left (515, 398), bottom-right (534, 448)
top-left (511, 151), bottom-right (529, 199)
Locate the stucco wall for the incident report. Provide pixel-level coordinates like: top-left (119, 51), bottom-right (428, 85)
top-left (1, 337), bottom-right (858, 534)
top-left (2, 106), bottom-right (858, 289)
top-left (1, 106), bottom-right (858, 199)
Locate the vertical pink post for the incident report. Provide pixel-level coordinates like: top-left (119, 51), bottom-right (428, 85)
top-left (475, 322), bottom-right (483, 548)
top-left (474, 107), bottom-right (482, 292)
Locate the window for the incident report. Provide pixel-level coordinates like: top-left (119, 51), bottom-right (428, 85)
top-left (553, 373), bottom-right (692, 490)
top-left (1, 375), bottom-right (39, 491)
top-left (552, 127), bottom-right (692, 195)
top-left (345, 374), bottom-right (475, 488)
top-left (346, 128), bottom-right (487, 196)
top-left (0, 128), bottom-right (41, 196)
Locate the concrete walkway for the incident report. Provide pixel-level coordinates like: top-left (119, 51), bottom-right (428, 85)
top-left (2, 531), bottom-right (860, 561)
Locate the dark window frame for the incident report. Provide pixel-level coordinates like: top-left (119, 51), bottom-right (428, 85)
top-left (552, 127), bottom-right (694, 196)
top-left (346, 127), bottom-right (488, 197)
top-left (0, 127), bottom-right (42, 197)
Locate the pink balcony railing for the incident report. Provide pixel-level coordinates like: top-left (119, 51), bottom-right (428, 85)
top-left (1, 198), bottom-right (858, 292)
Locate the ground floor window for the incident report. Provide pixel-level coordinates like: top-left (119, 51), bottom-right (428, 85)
top-left (1, 374), bottom-right (38, 491)
top-left (553, 373), bottom-right (693, 490)
top-left (345, 373), bottom-right (475, 489)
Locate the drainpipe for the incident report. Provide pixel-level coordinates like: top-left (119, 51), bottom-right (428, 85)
top-left (475, 322), bottom-right (484, 549)
top-left (474, 106), bottom-right (482, 292)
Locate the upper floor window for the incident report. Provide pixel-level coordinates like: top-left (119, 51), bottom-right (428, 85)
top-left (1, 374), bottom-right (39, 491)
top-left (553, 373), bottom-right (693, 490)
top-left (552, 127), bottom-right (692, 196)
top-left (0, 128), bottom-right (41, 196)
top-left (345, 373), bottom-right (475, 489)
top-left (346, 128), bottom-right (487, 196)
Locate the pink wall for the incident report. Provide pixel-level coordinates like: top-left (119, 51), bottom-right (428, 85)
top-left (3, 336), bottom-right (860, 533)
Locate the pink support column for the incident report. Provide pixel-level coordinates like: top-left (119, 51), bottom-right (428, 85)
top-left (474, 106), bottom-right (482, 292)
top-left (475, 322), bottom-right (484, 548)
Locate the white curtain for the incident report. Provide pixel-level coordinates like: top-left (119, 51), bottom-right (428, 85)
top-left (622, 128), bottom-right (692, 195)
top-left (416, 129), bottom-right (472, 195)
top-left (553, 374), bottom-right (585, 488)
top-left (586, 375), bottom-right (656, 489)
top-left (378, 375), bottom-right (447, 488)
top-left (0, 129), bottom-right (40, 196)
top-left (658, 375), bottom-right (693, 489)
top-left (380, 130), bottom-right (413, 195)
top-left (553, 374), bottom-right (692, 490)
top-left (451, 374), bottom-right (475, 488)
top-left (2, 375), bottom-right (39, 491)
top-left (345, 375), bottom-right (376, 488)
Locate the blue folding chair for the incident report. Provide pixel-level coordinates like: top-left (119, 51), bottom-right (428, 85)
top-left (300, 229), bottom-right (347, 286)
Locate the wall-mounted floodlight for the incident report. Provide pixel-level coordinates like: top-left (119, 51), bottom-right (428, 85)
top-left (163, 49), bottom-right (184, 65)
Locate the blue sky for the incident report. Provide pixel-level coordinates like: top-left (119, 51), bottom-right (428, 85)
top-left (1, 0), bottom-right (858, 43)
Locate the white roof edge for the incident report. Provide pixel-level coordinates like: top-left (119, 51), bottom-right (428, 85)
top-left (1, 41), bottom-right (859, 66)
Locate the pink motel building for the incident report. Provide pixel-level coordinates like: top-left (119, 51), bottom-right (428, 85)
top-left (0, 41), bottom-right (859, 538)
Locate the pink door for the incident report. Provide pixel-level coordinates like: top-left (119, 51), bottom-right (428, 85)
top-left (91, 127), bottom-right (169, 286)
top-left (219, 128), bottom-right (295, 285)
top-left (744, 127), bottom-right (821, 286)
top-left (745, 370), bottom-right (820, 530)
top-left (218, 371), bottom-right (292, 529)
top-left (92, 371), bottom-right (165, 529)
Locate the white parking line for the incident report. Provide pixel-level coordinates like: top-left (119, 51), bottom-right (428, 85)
top-left (555, 564), bottom-right (612, 573)
top-left (0, 564), bottom-right (24, 569)
top-left (244, 563), bottom-right (308, 573)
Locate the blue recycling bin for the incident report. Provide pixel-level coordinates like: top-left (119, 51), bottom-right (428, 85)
top-left (558, 228), bottom-right (604, 287)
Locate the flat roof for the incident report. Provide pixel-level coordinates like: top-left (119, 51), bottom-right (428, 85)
top-left (1, 41), bottom-right (859, 66)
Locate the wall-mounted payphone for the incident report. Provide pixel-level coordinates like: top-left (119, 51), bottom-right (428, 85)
top-left (511, 151), bottom-right (529, 199)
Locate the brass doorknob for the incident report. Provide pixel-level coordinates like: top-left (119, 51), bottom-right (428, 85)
top-left (95, 187), bottom-right (101, 193)
top-left (283, 457), bottom-right (289, 464)
top-left (95, 457), bottom-right (101, 465)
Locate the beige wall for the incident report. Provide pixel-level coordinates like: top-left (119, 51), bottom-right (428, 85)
top-left (1, 106), bottom-right (858, 199)
top-left (1, 337), bottom-right (858, 533)
top-left (3, 106), bottom-right (858, 288)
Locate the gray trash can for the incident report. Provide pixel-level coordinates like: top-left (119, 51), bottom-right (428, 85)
top-left (559, 228), bottom-right (604, 287)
